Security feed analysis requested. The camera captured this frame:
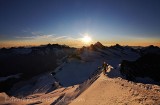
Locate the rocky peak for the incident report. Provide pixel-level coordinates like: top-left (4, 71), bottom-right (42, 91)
top-left (93, 41), bottom-right (105, 49)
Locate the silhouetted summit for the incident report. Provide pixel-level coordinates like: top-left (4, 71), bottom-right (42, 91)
top-left (88, 42), bottom-right (105, 51)
top-left (93, 41), bottom-right (105, 49)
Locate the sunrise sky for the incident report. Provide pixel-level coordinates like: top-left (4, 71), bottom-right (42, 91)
top-left (0, 0), bottom-right (160, 48)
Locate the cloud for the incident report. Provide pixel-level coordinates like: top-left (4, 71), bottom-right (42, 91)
top-left (16, 34), bottom-right (55, 40)
top-left (15, 34), bottom-right (83, 47)
top-left (15, 34), bottom-right (79, 41)
top-left (53, 36), bottom-right (68, 40)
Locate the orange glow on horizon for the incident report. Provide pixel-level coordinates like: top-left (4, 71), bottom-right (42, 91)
top-left (0, 38), bottom-right (160, 48)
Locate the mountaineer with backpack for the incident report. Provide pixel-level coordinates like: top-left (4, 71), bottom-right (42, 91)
top-left (102, 61), bottom-right (109, 75)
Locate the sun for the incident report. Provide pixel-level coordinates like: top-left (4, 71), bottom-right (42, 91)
top-left (82, 35), bottom-right (92, 44)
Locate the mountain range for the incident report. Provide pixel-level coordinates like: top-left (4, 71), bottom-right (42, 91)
top-left (0, 42), bottom-right (160, 105)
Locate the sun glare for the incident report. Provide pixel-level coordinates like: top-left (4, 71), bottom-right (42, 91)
top-left (82, 35), bottom-right (92, 44)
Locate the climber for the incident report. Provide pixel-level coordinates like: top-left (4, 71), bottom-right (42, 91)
top-left (102, 61), bottom-right (109, 75)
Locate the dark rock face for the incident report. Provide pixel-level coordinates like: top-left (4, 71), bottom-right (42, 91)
top-left (93, 41), bottom-right (105, 49)
top-left (120, 53), bottom-right (160, 82)
top-left (89, 44), bottom-right (97, 51)
top-left (77, 42), bottom-right (105, 52)
top-left (110, 44), bottom-right (124, 50)
top-left (139, 45), bottom-right (160, 55)
top-left (88, 42), bottom-right (105, 51)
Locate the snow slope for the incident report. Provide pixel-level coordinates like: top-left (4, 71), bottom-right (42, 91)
top-left (0, 70), bottom-right (100, 105)
top-left (2, 65), bottom-right (160, 105)
top-left (70, 73), bottom-right (160, 105)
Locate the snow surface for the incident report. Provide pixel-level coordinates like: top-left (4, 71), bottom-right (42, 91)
top-left (54, 59), bottom-right (102, 87)
top-left (70, 73), bottom-right (160, 105)
top-left (2, 69), bottom-right (160, 105)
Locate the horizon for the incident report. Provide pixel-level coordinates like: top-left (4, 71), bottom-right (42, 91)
top-left (0, 41), bottom-right (159, 49)
top-left (0, 0), bottom-right (160, 48)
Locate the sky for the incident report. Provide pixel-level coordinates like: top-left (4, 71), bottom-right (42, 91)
top-left (0, 0), bottom-right (160, 48)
